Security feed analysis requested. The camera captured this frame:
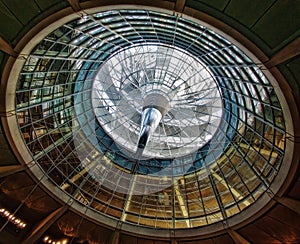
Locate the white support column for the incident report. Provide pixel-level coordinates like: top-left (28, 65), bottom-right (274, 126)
top-left (173, 179), bottom-right (190, 228)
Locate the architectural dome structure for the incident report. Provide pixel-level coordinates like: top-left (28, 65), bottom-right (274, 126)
top-left (0, 1), bottom-right (299, 244)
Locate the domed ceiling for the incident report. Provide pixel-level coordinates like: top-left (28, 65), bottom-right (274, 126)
top-left (12, 7), bottom-right (287, 230)
top-left (0, 1), bottom-right (299, 244)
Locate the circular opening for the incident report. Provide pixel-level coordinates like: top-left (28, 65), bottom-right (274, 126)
top-left (11, 7), bottom-right (288, 232)
top-left (92, 43), bottom-right (222, 160)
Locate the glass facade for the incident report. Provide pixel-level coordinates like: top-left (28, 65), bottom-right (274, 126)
top-left (15, 9), bottom-right (285, 229)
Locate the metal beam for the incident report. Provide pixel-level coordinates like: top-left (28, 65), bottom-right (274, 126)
top-left (34, 131), bottom-right (73, 160)
top-left (171, 240), bottom-right (179, 244)
top-left (211, 170), bottom-right (252, 207)
top-left (265, 37), bottom-right (300, 68)
top-left (0, 165), bottom-right (25, 177)
top-left (174, 0), bottom-right (186, 13)
top-left (228, 229), bottom-right (251, 244)
top-left (67, 0), bottom-right (81, 12)
top-left (108, 230), bottom-right (120, 244)
top-left (0, 37), bottom-right (18, 57)
top-left (238, 143), bottom-right (278, 158)
top-left (60, 161), bottom-right (97, 190)
top-left (274, 196), bottom-right (300, 214)
top-left (23, 206), bottom-right (68, 244)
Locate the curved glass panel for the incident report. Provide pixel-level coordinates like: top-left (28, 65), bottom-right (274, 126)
top-left (15, 9), bottom-right (285, 229)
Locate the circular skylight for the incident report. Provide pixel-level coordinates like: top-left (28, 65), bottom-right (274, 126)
top-left (13, 8), bottom-right (286, 231)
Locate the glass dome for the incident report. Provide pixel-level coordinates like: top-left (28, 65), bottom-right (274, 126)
top-left (91, 43), bottom-right (222, 160)
top-left (15, 9), bottom-right (285, 229)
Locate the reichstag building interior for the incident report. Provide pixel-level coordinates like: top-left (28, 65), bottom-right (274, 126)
top-left (0, 0), bottom-right (299, 243)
